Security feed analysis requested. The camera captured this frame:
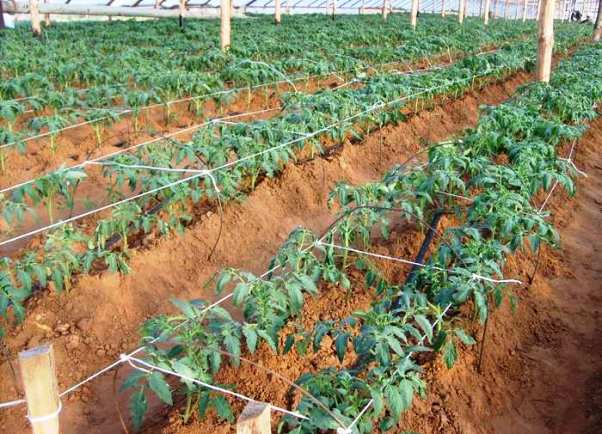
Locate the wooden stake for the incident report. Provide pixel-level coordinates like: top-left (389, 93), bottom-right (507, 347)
top-left (30, 0), bottom-right (41, 35)
top-left (236, 402), bottom-right (270, 434)
top-left (19, 345), bottom-right (60, 434)
top-left (382, 0), bottom-right (388, 20)
top-left (522, 0), bottom-right (528, 20)
top-left (220, 0), bottom-right (231, 51)
top-left (459, 0), bottom-right (465, 23)
top-left (43, 0), bottom-right (50, 26)
top-left (411, 0), bottom-right (419, 27)
top-left (594, 0), bottom-right (602, 41)
top-left (441, 0), bottom-right (446, 16)
top-left (536, 0), bottom-right (541, 20)
top-left (275, 0), bottom-right (281, 24)
top-left (536, 0), bottom-right (555, 83)
top-left (0, 0), bottom-right (5, 30)
top-left (484, 0), bottom-right (491, 23)
top-left (503, 0), bottom-right (509, 18)
top-left (331, 0), bottom-right (336, 19)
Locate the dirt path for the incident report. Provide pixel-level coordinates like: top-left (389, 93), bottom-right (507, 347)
top-left (394, 116), bottom-right (602, 434)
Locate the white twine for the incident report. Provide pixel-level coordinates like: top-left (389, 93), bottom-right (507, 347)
top-left (120, 354), bottom-right (309, 421)
top-left (26, 400), bottom-right (62, 423)
top-left (317, 241), bottom-right (523, 285)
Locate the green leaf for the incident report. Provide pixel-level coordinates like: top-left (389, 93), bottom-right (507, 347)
top-left (242, 324), bottom-right (258, 353)
top-left (385, 384), bottom-right (402, 419)
top-left (454, 329), bottom-right (476, 346)
top-left (170, 298), bottom-right (196, 319)
top-left (129, 387), bottom-right (147, 432)
top-left (443, 340), bottom-right (458, 369)
top-left (414, 314), bottom-right (433, 342)
top-left (213, 395), bottom-right (234, 423)
top-left (398, 379), bottom-right (414, 412)
top-left (197, 391), bottom-right (210, 419)
top-left (334, 332), bottom-right (349, 363)
top-left (148, 371), bottom-right (172, 405)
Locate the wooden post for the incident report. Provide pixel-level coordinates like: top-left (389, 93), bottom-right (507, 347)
top-left (43, 0), bottom-right (49, 26)
top-left (331, 0), bottom-right (336, 19)
top-left (441, 0), bottom-right (446, 16)
top-left (359, 0), bottom-right (365, 14)
top-left (536, 0), bottom-right (541, 20)
top-left (19, 345), bottom-right (60, 434)
top-left (503, 0), bottom-right (509, 18)
top-left (484, 0), bottom-right (491, 23)
top-left (237, 402), bottom-right (270, 434)
top-left (275, 0), bottom-right (281, 23)
top-left (0, 0), bottom-right (5, 30)
top-left (594, 0), bottom-right (602, 41)
top-left (411, 0), bottom-right (418, 27)
top-left (536, 0), bottom-right (554, 83)
top-left (459, 0), bottom-right (465, 22)
top-left (30, 0), bottom-right (41, 35)
top-left (220, 0), bottom-right (230, 51)
top-left (382, 0), bottom-right (388, 20)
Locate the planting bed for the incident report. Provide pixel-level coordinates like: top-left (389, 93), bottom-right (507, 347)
top-left (0, 13), bottom-right (601, 434)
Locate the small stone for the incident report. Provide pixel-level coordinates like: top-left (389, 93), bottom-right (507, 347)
top-left (55, 323), bottom-right (70, 334)
top-left (66, 335), bottom-right (80, 350)
top-left (76, 318), bottom-right (92, 332)
top-left (96, 349), bottom-right (106, 357)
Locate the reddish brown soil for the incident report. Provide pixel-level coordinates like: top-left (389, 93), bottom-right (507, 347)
top-left (0, 68), bottom-right (533, 433)
top-left (1, 66), bottom-right (600, 434)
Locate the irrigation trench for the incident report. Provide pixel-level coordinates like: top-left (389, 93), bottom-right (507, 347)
top-left (0, 54), bottom-right (599, 433)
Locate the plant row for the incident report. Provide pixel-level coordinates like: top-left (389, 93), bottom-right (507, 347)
top-left (0, 15), bottom-right (547, 160)
top-left (121, 41), bottom-right (602, 433)
top-left (0, 29), bottom-right (587, 337)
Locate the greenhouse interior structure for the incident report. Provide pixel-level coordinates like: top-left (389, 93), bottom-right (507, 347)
top-left (0, 0), bottom-right (601, 433)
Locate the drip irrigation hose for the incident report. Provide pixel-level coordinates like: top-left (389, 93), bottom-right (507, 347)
top-left (347, 208), bottom-right (446, 374)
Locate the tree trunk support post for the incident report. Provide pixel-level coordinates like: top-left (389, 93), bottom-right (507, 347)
top-left (220, 0), bottom-right (231, 51)
top-left (484, 0), bottom-right (491, 24)
top-left (594, 0), bottom-right (602, 41)
top-left (275, 0), bottom-right (281, 24)
top-left (30, 0), bottom-right (42, 35)
top-left (411, 0), bottom-right (419, 28)
top-left (19, 345), bottom-right (60, 434)
top-left (236, 402), bottom-right (271, 434)
top-left (536, 0), bottom-right (554, 83)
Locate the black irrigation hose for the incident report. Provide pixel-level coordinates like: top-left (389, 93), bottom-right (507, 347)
top-left (349, 208), bottom-right (446, 373)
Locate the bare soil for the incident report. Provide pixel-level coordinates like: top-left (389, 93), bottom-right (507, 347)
top-left (0, 66), bottom-right (600, 434)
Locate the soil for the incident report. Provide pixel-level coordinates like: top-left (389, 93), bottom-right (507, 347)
top-left (0, 66), bottom-right (600, 434)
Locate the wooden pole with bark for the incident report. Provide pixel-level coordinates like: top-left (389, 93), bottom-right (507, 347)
top-left (30, 0), bottom-right (41, 35)
top-left (536, 0), bottom-right (555, 83)
top-left (220, 0), bottom-right (231, 51)
top-left (275, 0), bottom-right (281, 23)
top-left (594, 0), bottom-right (602, 41)
top-left (484, 0), bottom-right (491, 23)
top-left (411, 0), bottom-right (419, 27)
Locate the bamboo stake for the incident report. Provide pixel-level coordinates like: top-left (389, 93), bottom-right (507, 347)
top-left (459, 0), bottom-right (465, 22)
top-left (19, 345), bottom-right (60, 434)
top-left (237, 402), bottom-right (271, 434)
top-left (275, 0), bottom-right (281, 24)
top-left (484, 0), bottom-right (491, 23)
top-left (594, 0), bottom-right (602, 41)
top-left (411, 0), bottom-right (419, 27)
top-left (220, 0), bottom-right (231, 51)
top-left (30, 0), bottom-right (41, 35)
top-left (536, 0), bottom-right (555, 83)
